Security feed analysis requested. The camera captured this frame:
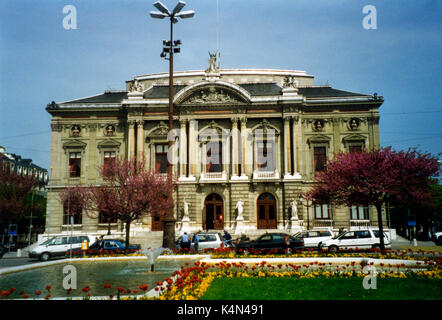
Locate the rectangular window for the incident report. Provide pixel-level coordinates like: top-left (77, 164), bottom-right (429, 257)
top-left (155, 144), bottom-right (168, 173)
top-left (103, 151), bottom-right (116, 176)
top-left (350, 206), bottom-right (369, 220)
top-left (104, 151), bottom-right (116, 166)
top-left (349, 145), bottom-right (363, 153)
top-left (63, 203), bottom-right (82, 225)
top-left (314, 203), bottom-right (332, 219)
top-left (99, 211), bottom-right (118, 224)
top-left (69, 152), bottom-right (81, 177)
top-left (206, 141), bottom-right (222, 173)
top-left (257, 141), bottom-right (275, 171)
top-left (314, 147), bottom-right (327, 172)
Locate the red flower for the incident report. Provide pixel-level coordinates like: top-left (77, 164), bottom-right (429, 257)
top-left (133, 289), bottom-right (139, 294)
top-left (0, 290), bottom-right (10, 298)
top-left (45, 285), bottom-right (51, 292)
top-left (104, 284), bottom-right (111, 289)
top-left (82, 286), bottom-right (90, 293)
top-left (35, 290), bottom-right (41, 296)
top-left (109, 294), bottom-right (114, 300)
top-left (44, 294), bottom-right (51, 300)
top-left (139, 284), bottom-right (149, 292)
top-left (23, 294), bottom-right (30, 299)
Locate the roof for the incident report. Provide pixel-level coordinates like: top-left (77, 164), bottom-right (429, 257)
top-left (143, 85), bottom-right (187, 99)
top-left (58, 91), bottom-right (128, 105)
top-left (49, 84), bottom-right (373, 109)
top-left (297, 87), bottom-right (369, 98)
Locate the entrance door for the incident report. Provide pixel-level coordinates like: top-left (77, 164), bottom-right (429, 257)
top-left (257, 193), bottom-right (277, 229)
top-left (204, 193), bottom-right (224, 230)
top-left (151, 214), bottom-right (163, 231)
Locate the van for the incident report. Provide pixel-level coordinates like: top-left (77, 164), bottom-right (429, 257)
top-left (29, 235), bottom-right (92, 261)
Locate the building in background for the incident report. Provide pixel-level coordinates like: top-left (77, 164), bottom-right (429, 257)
top-left (0, 146), bottom-right (48, 193)
top-left (45, 57), bottom-right (385, 239)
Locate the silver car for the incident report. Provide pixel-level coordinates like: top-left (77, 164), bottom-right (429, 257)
top-left (176, 232), bottom-right (226, 252)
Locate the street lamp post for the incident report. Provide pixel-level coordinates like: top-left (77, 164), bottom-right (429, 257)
top-left (150, 1), bottom-right (195, 249)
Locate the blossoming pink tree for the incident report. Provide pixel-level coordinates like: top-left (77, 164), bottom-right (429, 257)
top-left (304, 148), bottom-right (440, 250)
top-left (60, 157), bottom-right (175, 247)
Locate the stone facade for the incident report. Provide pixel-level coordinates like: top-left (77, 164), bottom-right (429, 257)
top-left (45, 64), bottom-right (385, 237)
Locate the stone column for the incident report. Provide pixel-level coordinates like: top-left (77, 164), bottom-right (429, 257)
top-left (292, 116), bottom-right (301, 178)
top-left (128, 120), bottom-right (135, 160)
top-left (136, 120), bottom-right (144, 162)
top-left (188, 119), bottom-right (197, 177)
top-left (240, 117), bottom-right (247, 177)
top-left (283, 116), bottom-right (292, 177)
top-left (179, 119), bottom-right (187, 177)
top-left (231, 118), bottom-right (239, 176)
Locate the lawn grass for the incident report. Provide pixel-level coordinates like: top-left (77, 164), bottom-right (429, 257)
top-left (201, 277), bottom-right (442, 300)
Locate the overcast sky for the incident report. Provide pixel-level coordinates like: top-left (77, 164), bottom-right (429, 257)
top-left (0, 0), bottom-right (441, 170)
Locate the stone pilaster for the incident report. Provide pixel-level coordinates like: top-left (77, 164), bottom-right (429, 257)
top-left (49, 123), bottom-right (62, 184)
top-left (136, 119), bottom-right (145, 161)
top-left (127, 120), bottom-right (135, 160)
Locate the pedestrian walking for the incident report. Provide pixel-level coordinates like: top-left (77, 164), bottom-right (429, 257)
top-left (192, 231), bottom-right (200, 252)
top-left (181, 232), bottom-right (190, 252)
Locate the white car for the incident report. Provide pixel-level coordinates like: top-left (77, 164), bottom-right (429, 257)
top-left (319, 228), bottom-right (391, 252)
top-left (432, 231), bottom-right (442, 245)
top-left (29, 235), bottom-right (92, 261)
top-left (295, 230), bottom-right (334, 249)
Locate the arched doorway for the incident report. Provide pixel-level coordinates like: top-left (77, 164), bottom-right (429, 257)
top-left (257, 193), bottom-right (277, 229)
top-left (204, 193), bottom-right (224, 230)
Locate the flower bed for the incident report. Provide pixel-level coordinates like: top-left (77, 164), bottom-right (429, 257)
top-left (153, 259), bottom-right (442, 300)
top-left (1, 258), bottom-right (441, 300)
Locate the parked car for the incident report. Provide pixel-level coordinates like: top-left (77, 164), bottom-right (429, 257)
top-left (0, 244), bottom-right (6, 259)
top-left (319, 228), bottom-right (391, 252)
top-left (175, 232), bottom-right (227, 252)
top-left (29, 235), bottom-right (93, 261)
top-left (87, 239), bottom-right (141, 254)
top-left (294, 229), bottom-right (334, 249)
top-left (235, 233), bottom-right (304, 254)
top-left (431, 231), bottom-right (442, 245)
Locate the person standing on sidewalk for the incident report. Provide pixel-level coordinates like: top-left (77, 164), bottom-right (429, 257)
top-left (181, 232), bottom-right (190, 252)
top-left (193, 231), bottom-right (200, 253)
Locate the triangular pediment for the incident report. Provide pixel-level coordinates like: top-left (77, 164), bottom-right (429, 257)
top-left (342, 133), bottom-right (366, 142)
top-left (97, 138), bottom-right (121, 149)
top-left (62, 139), bottom-right (87, 149)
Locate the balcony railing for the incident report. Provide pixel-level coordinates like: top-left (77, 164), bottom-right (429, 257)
top-left (252, 170), bottom-right (280, 180)
top-left (200, 171), bottom-right (227, 182)
top-left (312, 219), bottom-right (334, 228)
